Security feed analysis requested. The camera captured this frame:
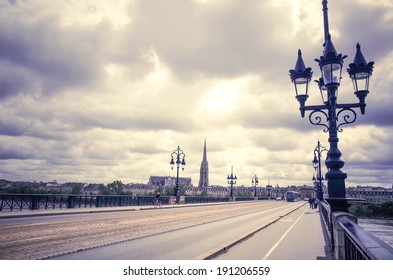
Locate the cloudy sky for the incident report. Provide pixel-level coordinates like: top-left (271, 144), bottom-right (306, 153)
top-left (0, 0), bottom-right (392, 188)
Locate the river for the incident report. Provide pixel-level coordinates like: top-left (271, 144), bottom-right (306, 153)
top-left (358, 218), bottom-right (393, 248)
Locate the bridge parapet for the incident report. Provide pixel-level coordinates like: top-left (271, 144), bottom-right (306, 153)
top-left (320, 200), bottom-right (393, 260)
top-left (0, 194), bottom-right (254, 211)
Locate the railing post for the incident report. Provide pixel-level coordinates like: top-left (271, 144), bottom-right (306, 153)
top-left (67, 196), bottom-right (75, 208)
top-left (95, 196), bottom-right (101, 207)
top-left (331, 212), bottom-right (358, 259)
top-left (31, 195), bottom-right (39, 210)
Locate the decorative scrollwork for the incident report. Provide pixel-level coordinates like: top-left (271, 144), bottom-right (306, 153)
top-left (337, 108), bottom-right (357, 132)
top-left (309, 110), bottom-right (329, 132)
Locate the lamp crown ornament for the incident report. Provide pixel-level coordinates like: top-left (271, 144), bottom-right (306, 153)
top-left (289, 49), bottom-right (313, 83)
top-left (347, 43), bottom-right (374, 78)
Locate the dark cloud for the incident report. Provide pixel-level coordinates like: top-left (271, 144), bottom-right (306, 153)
top-left (363, 104), bottom-right (393, 127)
top-left (0, 10), bottom-right (111, 98)
top-left (0, 150), bottom-right (29, 160)
top-left (0, 121), bottom-right (27, 137)
top-left (125, 0), bottom-right (297, 80)
top-left (329, 1), bottom-right (393, 63)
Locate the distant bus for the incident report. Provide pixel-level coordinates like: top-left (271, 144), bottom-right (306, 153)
top-left (286, 191), bottom-right (301, 202)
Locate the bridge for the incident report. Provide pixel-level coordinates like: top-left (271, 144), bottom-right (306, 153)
top-left (0, 195), bottom-right (392, 260)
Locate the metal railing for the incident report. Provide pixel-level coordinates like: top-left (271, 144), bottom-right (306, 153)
top-left (319, 199), bottom-right (393, 260)
top-left (1, 194), bottom-right (263, 211)
top-left (184, 196), bottom-right (229, 204)
top-left (319, 200), bottom-right (333, 246)
top-left (0, 194), bottom-right (170, 211)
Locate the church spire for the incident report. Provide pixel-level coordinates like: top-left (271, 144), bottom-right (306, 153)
top-left (198, 139), bottom-right (209, 187)
top-left (203, 138), bottom-right (207, 161)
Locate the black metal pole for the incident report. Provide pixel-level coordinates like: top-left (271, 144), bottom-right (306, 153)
top-left (317, 146), bottom-right (323, 200)
top-left (252, 175), bottom-right (258, 199)
top-left (175, 150), bottom-right (180, 204)
top-left (227, 166), bottom-right (236, 200)
top-left (314, 140), bottom-right (327, 201)
top-left (170, 146), bottom-right (185, 204)
top-left (325, 86), bottom-right (348, 211)
top-left (322, 0), bottom-right (330, 42)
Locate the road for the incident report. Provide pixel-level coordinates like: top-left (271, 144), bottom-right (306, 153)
top-left (0, 201), bottom-right (306, 260)
top-left (53, 202), bottom-right (305, 260)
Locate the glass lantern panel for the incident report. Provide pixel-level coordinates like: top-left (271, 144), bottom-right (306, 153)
top-left (353, 76), bottom-right (369, 92)
top-left (294, 78), bottom-right (309, 96)
top-left (322, 63), bottom-right (341, 85)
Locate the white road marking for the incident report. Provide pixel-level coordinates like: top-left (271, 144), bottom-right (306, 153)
top-left (261, 205), bottom-right (308, 260)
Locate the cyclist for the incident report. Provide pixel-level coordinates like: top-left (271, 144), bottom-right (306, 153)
top-left (154, 192), bottom-right (162, 207)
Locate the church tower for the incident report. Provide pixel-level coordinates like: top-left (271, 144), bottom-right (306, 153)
top-left (198, 139), bottom-right (209, 187)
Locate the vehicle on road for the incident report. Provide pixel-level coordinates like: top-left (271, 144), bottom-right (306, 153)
top-left (285, 191), bottom-right (302, 202)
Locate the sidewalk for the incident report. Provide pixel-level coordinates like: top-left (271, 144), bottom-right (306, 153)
top-left (212, 203), bottom-right (333, 260)
top-left (265, 204), bottom-right (333, 260)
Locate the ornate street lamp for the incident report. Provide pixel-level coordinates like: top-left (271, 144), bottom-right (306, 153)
top-left (170, 146), bottom-right (186, 204)
top-left (312, 175), bottom-right (317, 198)
top-left (289, 0), bottom-right (374, 212)
top-left (251, 174), bottom-right (259, 199)
top-left (227, 166), bottom-right (237, 201)
top-left (313, 140), bottom-right (328, 201)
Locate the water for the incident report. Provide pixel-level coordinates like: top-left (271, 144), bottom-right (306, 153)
top-left (358, 218), bottom-right (393, 248)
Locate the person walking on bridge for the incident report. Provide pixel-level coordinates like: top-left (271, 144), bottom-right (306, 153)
top-left (308, 197), bottom-right (314, 208)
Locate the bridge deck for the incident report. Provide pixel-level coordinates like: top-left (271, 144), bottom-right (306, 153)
top-left (0, 202), bottom-right (333, 260)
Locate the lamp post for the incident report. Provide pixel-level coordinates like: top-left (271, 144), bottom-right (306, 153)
top-left (313, 140), bottom-right (328, 201)
top-left (170, 146), bottom-right (186, 204)
top-left (289, 0), bottom-right (374, 212)
top-left (251, 174), bottom-right (259, 199)
top-left (312, 175), bottom-right (317, 198)
top-left (227, 166), bottom-right (237, 201)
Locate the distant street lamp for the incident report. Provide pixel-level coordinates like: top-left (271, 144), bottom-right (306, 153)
top-left (227, 166), bottom-right (237, 200)
top-left (289, 0), bottom-right (374, 212)
top-left (170, 146), bottom-right (186, 204)
top-left (313, 140), bottom-right (328, 200)
top-left (251, 175), bottom-right (259, 199)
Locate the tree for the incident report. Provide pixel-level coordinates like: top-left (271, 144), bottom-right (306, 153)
top-left (99, 181), bottom-right (124, 195)
top-left (107, 180), bottom-right (124, 195)
top-left (71, 185), bottom-right (82, 194)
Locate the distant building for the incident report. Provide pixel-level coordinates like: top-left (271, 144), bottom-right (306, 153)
top-left (123, 183), bottom-right (150, 195)
top-left (347, 185), bottom-right (393, 204)
top-left (82, 183), bottom-right (102, 195)
top-left (147, 176), bottom-right (193, 189)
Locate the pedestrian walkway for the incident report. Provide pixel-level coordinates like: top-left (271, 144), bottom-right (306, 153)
top-left (263, 204), bottom-right (333, 260)
top-left (213, 203), bottom-right (333, 260)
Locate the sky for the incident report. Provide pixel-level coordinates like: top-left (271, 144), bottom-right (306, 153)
top-left (0, 0), bottom-right (392, 188)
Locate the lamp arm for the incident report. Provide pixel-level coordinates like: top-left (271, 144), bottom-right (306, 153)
top-left (302, 104), bottom-right (328, 111)
top-left (336, 103), bottom-right (361, 109)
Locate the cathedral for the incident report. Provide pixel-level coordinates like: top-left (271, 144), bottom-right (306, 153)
top-left (198, 139), bottom-right (209, 187)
